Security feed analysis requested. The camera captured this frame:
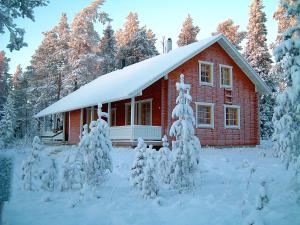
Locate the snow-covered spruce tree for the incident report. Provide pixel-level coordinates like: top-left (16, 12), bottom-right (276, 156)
top-left (115, 12), bottom-right (139, 48)
top-left (0, 92), bottom-right (16, 148)
top-left (0, 51), bottom-right (10, 113)
top-left (245, 0), bottom-right (275, 139)
top-left (21, 136), bottom-right (42, 191)
top-left (84, 103), bottom-right (112, 186)
top-left (157, 135), bottom-right (171, 184)
top-left (142, 152), bottom-right (159, 199)
top-left (212, 19), bottom-right (246, 50)
top-left (169, 74), bottom-right (201, 191)
top-left (98, 22), bottom-right (117, 75)
top-left (273, 0), bottom-right (300, 169)
top-left (68, 0), bottom-right (103, 91)
top-left (40, 158), bottom-right (58, 192)
top-left (130, 138), bottom-right (147, 189)
top-left (177, 14), bottom-right (200, 47)
top-left (256, 180), bottom-right (269, 210)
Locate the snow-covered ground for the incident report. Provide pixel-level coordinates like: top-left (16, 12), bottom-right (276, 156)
top-left (1, 141), bottom-right (300, 225)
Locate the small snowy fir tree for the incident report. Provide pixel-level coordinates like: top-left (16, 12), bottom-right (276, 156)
top-left (84, 103), bottom-right (112, 186)
top-left (212, 19), bottom-right (246, 50)
top-left (169, 74), bottom-right (201, 191)
top-left (61, 124), bottom-right (87, 191)
top-left (272, 0), bottom-right (300, 170)
top-left (177, 14), bottom-right (200, 47)
top-left (157, 135), bottom-right (171, 184)
top-left (40, 158), bottom-right (58, 192)
top-left (130, 138), bottom-right (147, 189)
top-left (245, 0), bottom-right (275, 139)
top-left (256, 180), bottom-right (269, 210)
top-left (142, 152), bottom-right (159, 199)
top-left (0, 92), bottom-right (16, 148)
top-left (21, 136), bottom-right (42, 191)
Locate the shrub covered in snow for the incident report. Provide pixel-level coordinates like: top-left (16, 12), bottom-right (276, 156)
top-left (168, 74), bottom-right (201, 191)
top-left (142, 153), bottom-right (159, 199)
top-left (40, 158), bottom-right (58, 192)
top-left (157, 135), bottom-right (171, 184)
top-left (130, 138), bottom-right (147, 189)
top-left (21, 136), bottom-right (42, 191)
top-left (256, 180), bottom-right (269, 210)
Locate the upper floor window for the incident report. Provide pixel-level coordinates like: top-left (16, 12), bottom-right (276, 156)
top-left (224, 105), bottom-right (240, 128)
top-left (220, 64), bottom-right (233, 88)
top-left (199, 61), bottom-right (214, 86)
top-left (195, 102), bottom-right (214, 129)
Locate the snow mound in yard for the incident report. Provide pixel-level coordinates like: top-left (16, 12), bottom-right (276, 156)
top-left (2, 142), bottom-right (300, 225)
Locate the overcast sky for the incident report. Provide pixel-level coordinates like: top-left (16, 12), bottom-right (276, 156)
top-left (0, 0), bottom-right (278, 73)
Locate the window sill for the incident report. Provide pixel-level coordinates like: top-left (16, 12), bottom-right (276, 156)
top-left (224, 126), bottom-right (240, 129)
top-left (200, 82), bottom-right (214, 87)
top-left (221, 85), bottom-right (232, 89)
top-left (197, 125), bottom-right (214, 129)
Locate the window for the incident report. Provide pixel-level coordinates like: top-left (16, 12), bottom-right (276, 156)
top-left (196, 102), bottom-right (214, 128)
top-left (110, 108), bottom-right (117, 126)
top-left (125, 99), bottom-right (152, 125)
top-left (199, 61), bottom-right (214, 86)
top-left (224, 105), bottom-right (240, 128)
top-left (220, 65), bottom-right (233, 88)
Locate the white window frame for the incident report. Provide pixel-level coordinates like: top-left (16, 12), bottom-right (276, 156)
top-left (219, 64), bottom-right (233, 89)
top-left (224, 104), bottom-right (240, 129)
top-left (199, 61), bottom-right (214, 86)
top-left (195, 102), bottom-right (215, 129)
top-left (110, 108), bottom-right (117, 126)
top-left (125, 98), bottom-right (153, 125)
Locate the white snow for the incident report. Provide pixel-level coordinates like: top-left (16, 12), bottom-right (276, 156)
top-left (1, 141), bottom-right (300, 225)
top-left (35, 34), bottom-right (269, 118)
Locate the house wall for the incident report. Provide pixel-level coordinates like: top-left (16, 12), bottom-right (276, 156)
top-left (68, 109), bottom-right (81, 144)
top-left (167, 42), bottom-right (260, 146)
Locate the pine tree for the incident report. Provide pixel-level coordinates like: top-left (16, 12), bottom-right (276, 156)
top-left (142, 153), bottom-right (159, 199)
top-left (157, 135), bottom-right (171, 183)
top-left (98, 22), bottom-right (117, 75)
top-left (273, 0), bottom-right (300, 170)
top-left (130, 138), bottom-right (147, 189)
top-left (212, 19), bottom-right (246, 50)
top-left (0, 92), bottom-right (16, 148)
top-left (68, 0), bottom-right (103, 91)
top-left (40, 158), bottom-right (58, 192)
top-left (169, 74), bottom-right (201, 191)
top-left (0, 51), bottom-right (10, 114)
top-left (115, 12), bottom-right (139, 48)
top-left (177, 14), bottom-right (200, 47)
top-left (245, 0), bottom-right (275, 139)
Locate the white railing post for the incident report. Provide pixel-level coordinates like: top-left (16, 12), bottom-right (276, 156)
top-left (131, 97), bottom-right (135, 141)
top-left (108, 102), bottom-right (111, 127)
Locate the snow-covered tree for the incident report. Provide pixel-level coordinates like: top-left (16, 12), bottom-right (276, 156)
top-left (142, 153), bottom-right (159, 199)
top-left (117, 27), bottom-right (158, 68)
top-left (68, 0), bottom-right (103, 91)
top-left (212, 19), bottom-right (246, 50)
top-left (245, 0), bottom-right (275, 139)
top-left (0, 92), bottom-right (16, 148)
top-left (157, 135), bottom-right (171, 183)
top-left (21, 136), bottom-right (42, 191)
top-left (130, 138), bottom-right (147, 189)
top-left (256, 180), bottom-right (269, 210)
top-left (0, 0), bottom-right (48, 51)
top-left (115, 12), bottom-right (139, 48)
top-left (273, 0), bottom-right (300, 170)
top-left (0, 51), bottom-right (10, 113)
top-left (84, 103), bottom-right (112, 186)
top-left (98, 22), bottom-right (117, 75)
top-left (40, 158), bottom-right (58, 192)
top-left (177, 14), bottom-right (200, 47)
top-left (169, 74), bottom-right (201, 191)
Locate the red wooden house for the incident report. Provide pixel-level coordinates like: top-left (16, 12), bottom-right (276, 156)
top-left (35, 34), bottom-right (270, 146)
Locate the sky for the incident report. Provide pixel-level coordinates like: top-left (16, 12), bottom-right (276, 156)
top-left (0, 0), bottom-right (278, 73)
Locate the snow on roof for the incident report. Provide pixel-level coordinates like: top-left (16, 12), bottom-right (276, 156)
top-left (35, 34), bottom-right (270, 118)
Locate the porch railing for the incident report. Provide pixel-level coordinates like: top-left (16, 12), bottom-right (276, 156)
top-left (109, 125), bottom-right (162, 140)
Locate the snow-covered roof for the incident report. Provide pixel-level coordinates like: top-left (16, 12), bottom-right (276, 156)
top-left (35, 34), bottom-right (270, 118)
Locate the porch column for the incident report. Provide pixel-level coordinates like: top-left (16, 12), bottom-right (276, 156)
top-left (130, 96), bottom-right (135, 141)
top-left (91, 106), bottom-right (94, 121)
top-left (80, 109), bottom-right (83, 138)
top-left (108, 102), bottom-right (111, 126)
top-left (63, 112), bottom-right (65, 141)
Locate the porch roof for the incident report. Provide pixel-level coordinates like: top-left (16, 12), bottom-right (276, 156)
top-left (35, 34), bottom-right (270, 118)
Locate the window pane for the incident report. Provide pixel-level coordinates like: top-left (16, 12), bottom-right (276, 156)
top-left (221, 67), bottom-right (231, 86)
top-left (197, 105), bottom-right (212, 125)
top-left (225, 107), bottom-right (238, 126)
top-left (201, 64), bottom-right (212, 83)
top-left (110, 109), bottom-right (116, 126)
top-left (140, 102), bottom-right (151, 125)
top-left (126, 105), bottom-right (131, 125)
